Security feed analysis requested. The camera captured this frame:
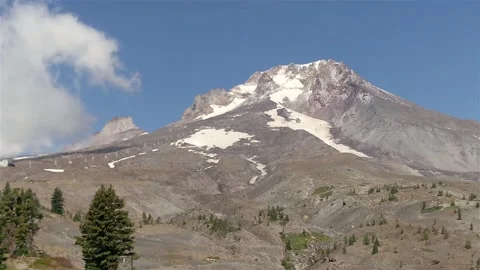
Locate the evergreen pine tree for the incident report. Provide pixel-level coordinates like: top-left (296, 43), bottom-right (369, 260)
top-left (372, 243), bottom-right (379, 254)
top-left (363, 234), bottom-right (370, 245)
top-left (50, 187), bottom-right (65, 215)
top-left (147, 214), bottom-right (153, 225)
top-left (0, 231), bottom-right (7, 270)
top-left (457, 209), bottom-right (462, 220)
top-left (285, 239), bottom-right (292, 251)
top-left (75, 185), bottom-right (135, 270)
top-left (0, 186), bottom-right (43, 256)
top-left (142, 212), bottom-right (148, 225)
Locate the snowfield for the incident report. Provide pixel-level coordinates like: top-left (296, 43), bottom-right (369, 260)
top-left (265, 105), bottom-right (369, 158)
top-left (196, 98), bottom-right (246, 120)
top-left (173, 128), bottom-right (254, 150)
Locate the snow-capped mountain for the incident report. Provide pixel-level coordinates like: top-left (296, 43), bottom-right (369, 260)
top-left (181, 59), bottom-right (480, 175)
top-left (64, 116), bottom-right (146, 151)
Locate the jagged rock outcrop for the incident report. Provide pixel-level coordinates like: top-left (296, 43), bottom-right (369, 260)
top-left (181, 58), bottom-right (480, 174)
top-left (64, 116), bottom-right (144, 151)
top-left (181, 88), bottom-right (232, 120)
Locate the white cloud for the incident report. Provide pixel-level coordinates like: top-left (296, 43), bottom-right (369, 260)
top-left (0, 1), bottom-right (141, 157)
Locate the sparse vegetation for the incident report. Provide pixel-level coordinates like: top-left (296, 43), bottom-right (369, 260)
top-left (465, 240), bottom-right (472, 249)
top-left (72, 210), bottom-right (82, 222)
top-left (203, 214), bottom-right (239, 237)
top-left (312, 186), bottom-right (332, 196)
top-left (29, 255), bottom-right (75, 269)
top-left (457, 208), bottom-right (462, 220)
top-left (266, 205), bottom-right (290, 225)
top-left (388, 193), bottom-right (398, 201)
top-left (421, 206), bottom-right (442, 213)
top-left (363, 234), bottom-right (370, 245)
top-left (372, 238), bottom-right (380, 254)
top-left (469, 194), bottom-right (477, 201)
top-left (283, 231), bottom-right (331, 251)
top-left (142, 212), bottom-right (154, 225)
top-left (281, 258), bottom-right (295, 270)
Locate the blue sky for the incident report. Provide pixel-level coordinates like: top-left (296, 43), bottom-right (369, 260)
top-left (47, 1), bottom-right (480, 132)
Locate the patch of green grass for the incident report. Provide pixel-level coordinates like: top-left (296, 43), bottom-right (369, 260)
top-left (312, 186), bottom-right (332, 196)
top-left (421, 206), bottom-right (443, 213)
top-left (319, 190), bottom-right (333, 198)
top-left (29, 256), bottom-right (75, 269)
top-left (285, 232), bottom-right (331, 250)
top-left (311, 232), bottom-right (331, 242)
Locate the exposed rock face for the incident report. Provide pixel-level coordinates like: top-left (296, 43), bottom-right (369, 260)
top-left (181, 88), bottom-right (232, 120)
top-left (277, 108), bottom-right (291, 120)
top-left (64, 116), bottom-right (144, 151)
top-left (181, 58), bottom-right (480, 174)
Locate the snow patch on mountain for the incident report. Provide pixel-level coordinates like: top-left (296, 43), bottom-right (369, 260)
top-left (272, 73), bottom-right (304, 88)
top-left (265, 105), bottom-right (369, 158)
top-left (172, 128), bottom-right (254, 150)
top-left (196, 98), bottom-right (246, 120)
top-left (270, 89), bottom-right (304, 104)
top-left (108, 155), bottom-right (136, 168)
top-left (187, 149), bottom-right (217, 158)
top-left (247, 156), bottom-right (267, 184)
top-left (44, 169), bottom-right (64, 173)
top-left (231, 84), bottom-right (257, 95)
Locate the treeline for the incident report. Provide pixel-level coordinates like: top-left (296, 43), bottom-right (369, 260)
top-left (0, 183), bottom-right (43, 262)
top-left (0, 183), bottom-right (136, 270)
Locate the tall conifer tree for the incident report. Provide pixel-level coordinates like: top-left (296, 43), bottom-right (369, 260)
top-left (50, 187), bottom-right (65, 215)
top-left (75, 185), bottom-right (135, 270)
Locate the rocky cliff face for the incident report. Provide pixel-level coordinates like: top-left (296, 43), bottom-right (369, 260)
top-left (181, 59), bottom-right (480, 174)
top-left (64, 116), bottom-right (145, 151)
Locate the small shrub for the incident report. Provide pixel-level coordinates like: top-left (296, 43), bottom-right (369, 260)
top-left (363, 234), bottom-right (370, 245)
top-left (421, 206), bottom-right (442, 213)
top-left (465, 240), bottom-right (472, 249)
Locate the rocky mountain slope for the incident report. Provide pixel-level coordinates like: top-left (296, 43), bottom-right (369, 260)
top-left (64, 116), bottom-right (147, 151)
top-left (1, 59), bottom-right (479, 270)
top-left (182, 59), bottom-right (480, 176)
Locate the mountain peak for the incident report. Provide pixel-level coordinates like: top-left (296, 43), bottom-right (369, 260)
top-left (99, 116), bottom-right (139, 137)
top-left (179, 58), bottom-right (480, 174)
top-left (64, 116), bottom-right (144, 152)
